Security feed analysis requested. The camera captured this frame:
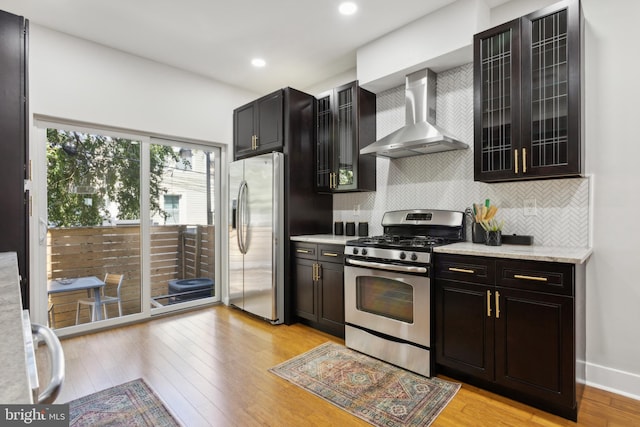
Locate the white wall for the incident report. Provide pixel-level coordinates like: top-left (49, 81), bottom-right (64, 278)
top-left (580, 0), bottom-right (640, 398)
top-left (356, 0), bottom-right (490, 93)
top-left (29, 24), bottom-right (257, 144)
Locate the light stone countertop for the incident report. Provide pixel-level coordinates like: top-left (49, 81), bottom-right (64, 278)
top-left (434, 242), bottom-right (593, 264)
top-left (0, 252), bottom-right (33, 404)
top-left (291, 235), bottom-right (592, 264)
top-left (290, 234), bottom-right (353, 245)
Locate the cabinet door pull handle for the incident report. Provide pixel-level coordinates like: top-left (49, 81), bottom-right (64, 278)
top-left (317, 264), bottom-right (322, 280)
top-left (449, 267), bottom-right (475, 274)
top-left (296, 249), bottom-right (311, 254)
top-left (323, 252), bottom-right (338, 257)
top-left (312, 263), bottom-right (317, 281)
top-left (254, 135), bottom-right (259, 149)
top-left (487, 290), bottom-right (492, 317)
top-left (312, 263), bottom-right (321, 281)
top-left (522, 148), bottom-right (527, 173)
top-left (495, 291), bottom-right (501, 319)
top-left (514, 149), bottom-right (519, 174)
top-left (514, 274), bottom-right (548, 282)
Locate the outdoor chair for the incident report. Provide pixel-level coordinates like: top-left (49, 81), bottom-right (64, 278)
top-left (75, 273), bottom-right (124, 324)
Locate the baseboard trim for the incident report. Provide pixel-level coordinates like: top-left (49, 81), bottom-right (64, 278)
top-left (586, 361), bottom-right (640, 400)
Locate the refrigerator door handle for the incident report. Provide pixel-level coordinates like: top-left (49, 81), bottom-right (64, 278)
top-left (237, 180), bottom-right (248, 254)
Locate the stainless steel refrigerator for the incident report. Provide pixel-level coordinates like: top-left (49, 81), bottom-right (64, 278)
top-left (228, 152), bottom-right (284, 324)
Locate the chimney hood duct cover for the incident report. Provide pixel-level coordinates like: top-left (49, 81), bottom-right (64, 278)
top-left (361, 68), bottom-right (468, 159)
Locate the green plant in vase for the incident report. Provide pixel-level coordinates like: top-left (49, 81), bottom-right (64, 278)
top-left (481, 218), bottom-right (504, 246)
top-left (480, 219), bottom-right (504, 232)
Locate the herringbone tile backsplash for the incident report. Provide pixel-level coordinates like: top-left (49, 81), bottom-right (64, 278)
top-left (334, 63), bottom-right (590, 248)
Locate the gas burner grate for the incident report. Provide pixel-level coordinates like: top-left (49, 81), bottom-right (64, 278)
top-left (352, 234), bottom-right (449, 248)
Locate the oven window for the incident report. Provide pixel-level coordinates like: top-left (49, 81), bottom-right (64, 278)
top-left (356, 276), bottom-right (413, 323)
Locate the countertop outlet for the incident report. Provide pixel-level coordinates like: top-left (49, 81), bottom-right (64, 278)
top-left (523, 199), bottom-right (537, 216)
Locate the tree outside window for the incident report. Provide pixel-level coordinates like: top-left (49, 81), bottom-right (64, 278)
top-left (47, 129), bottom-right (179, 227)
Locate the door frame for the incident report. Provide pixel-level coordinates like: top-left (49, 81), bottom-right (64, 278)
top-left (30, 116), bottom-right (224, 336)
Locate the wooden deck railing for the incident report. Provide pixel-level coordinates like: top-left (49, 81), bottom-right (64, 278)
top-left (47, 224), bottom-right (215, 328)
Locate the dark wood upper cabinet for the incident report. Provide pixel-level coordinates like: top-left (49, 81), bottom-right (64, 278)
top-left (233, 89), bottom-right (283, 160)
top-left (0, 10), bottom-right (29, 308)
top-left (232, 87), bottom-right (333, 323)
top-left (474, 0), bottom-right (583, 182)
top-left (316, 81), bottom-right (376, 193)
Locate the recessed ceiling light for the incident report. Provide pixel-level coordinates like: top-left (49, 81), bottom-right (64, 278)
top-left (251, 58), bottom-right (266, 68)
top-left (339, 2), bottom-right (358, 16)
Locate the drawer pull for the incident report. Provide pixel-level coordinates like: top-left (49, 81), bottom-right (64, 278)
top-left (323, 252), bottom-right (339, 257)
top-left (514, 274), bottom-right (548, 282)
top-left (449, 267), bottom-right (475, 274)
top-left (296, 249), bottom-right (312, 254)
top-left (495, 291), bottom-right (501, 319)
top-left (487, 290), bottom-right (492, 317)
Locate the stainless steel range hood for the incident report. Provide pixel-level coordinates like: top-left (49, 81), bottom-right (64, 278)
top-left (361, 68), bottom-right (468, 159)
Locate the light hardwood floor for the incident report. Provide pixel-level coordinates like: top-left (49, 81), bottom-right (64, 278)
top-left (43, 305), bottom-right (640, 426)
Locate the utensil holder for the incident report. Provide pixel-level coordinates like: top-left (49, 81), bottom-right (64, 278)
top-left (485, 230), bottom-right (502, 246)
top-left (472, 223), bottom-right (486, 243)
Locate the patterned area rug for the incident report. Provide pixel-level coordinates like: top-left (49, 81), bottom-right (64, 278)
top-left (269, 342), bottom-right (460, 427)
top-left (68, 378), bottom-right (181, 426)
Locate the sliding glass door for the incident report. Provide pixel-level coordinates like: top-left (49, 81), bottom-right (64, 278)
top-left (45, 128), bottom-right (144, 328)
top-left (148, 140), bottom-right (220, 311)
top-left (32, 122), bottom-right (221, 333)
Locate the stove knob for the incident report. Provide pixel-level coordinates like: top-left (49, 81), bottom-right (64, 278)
top-left (411, 253), bottom-right (418, 261)
top-left (399, 252), bottom-right (406, 260)
top-left (362, 248), bottom-right (368, 256)
top-left (353, 248), bottom-right (359, 255)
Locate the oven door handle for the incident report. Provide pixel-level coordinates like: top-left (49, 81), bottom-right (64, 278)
top-left (346, 258), bottom-right (428, 274)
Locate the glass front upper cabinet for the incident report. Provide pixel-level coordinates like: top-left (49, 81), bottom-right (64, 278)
top-left (474, 0), bottom-right (583, 182)
top-left (315, 81), bottom-right (376, 193)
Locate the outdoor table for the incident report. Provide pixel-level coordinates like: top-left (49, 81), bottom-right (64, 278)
top-left (47, 276), bottom-right (107, 321)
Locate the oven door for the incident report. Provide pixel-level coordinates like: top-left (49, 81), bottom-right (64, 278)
top-left (344, 263), bottom-right (430, 348)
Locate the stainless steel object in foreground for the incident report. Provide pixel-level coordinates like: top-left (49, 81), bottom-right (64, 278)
top-left (30, 321), bottom-right (65, 404)
top-left (343, 208), bottom-right (465, 377)
top-left (361, 68), bottom-right (468, 158)
top-left (228, 152), bottom-right (284, 324)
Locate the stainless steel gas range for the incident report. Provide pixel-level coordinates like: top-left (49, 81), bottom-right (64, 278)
top-left (343, 209), bottom-right (465, 377)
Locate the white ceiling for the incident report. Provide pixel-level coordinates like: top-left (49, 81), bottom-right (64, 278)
top-left (0, 0), bottom-right (507, 94)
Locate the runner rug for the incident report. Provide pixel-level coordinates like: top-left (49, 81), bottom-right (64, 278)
top-left (269, 342), bottom-right (460, 427)
top-left (68, 378), bottom-right (181, 426)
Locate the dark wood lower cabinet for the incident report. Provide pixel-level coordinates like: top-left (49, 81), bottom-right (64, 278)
top-left (437, 279), bottom-right (494, 382)
top-left (292, 242), bottom-right (344, 338)
top-left (494, 287), bottom-right (575, 410)
top-left (435, 253), bottom-right (585, 421)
